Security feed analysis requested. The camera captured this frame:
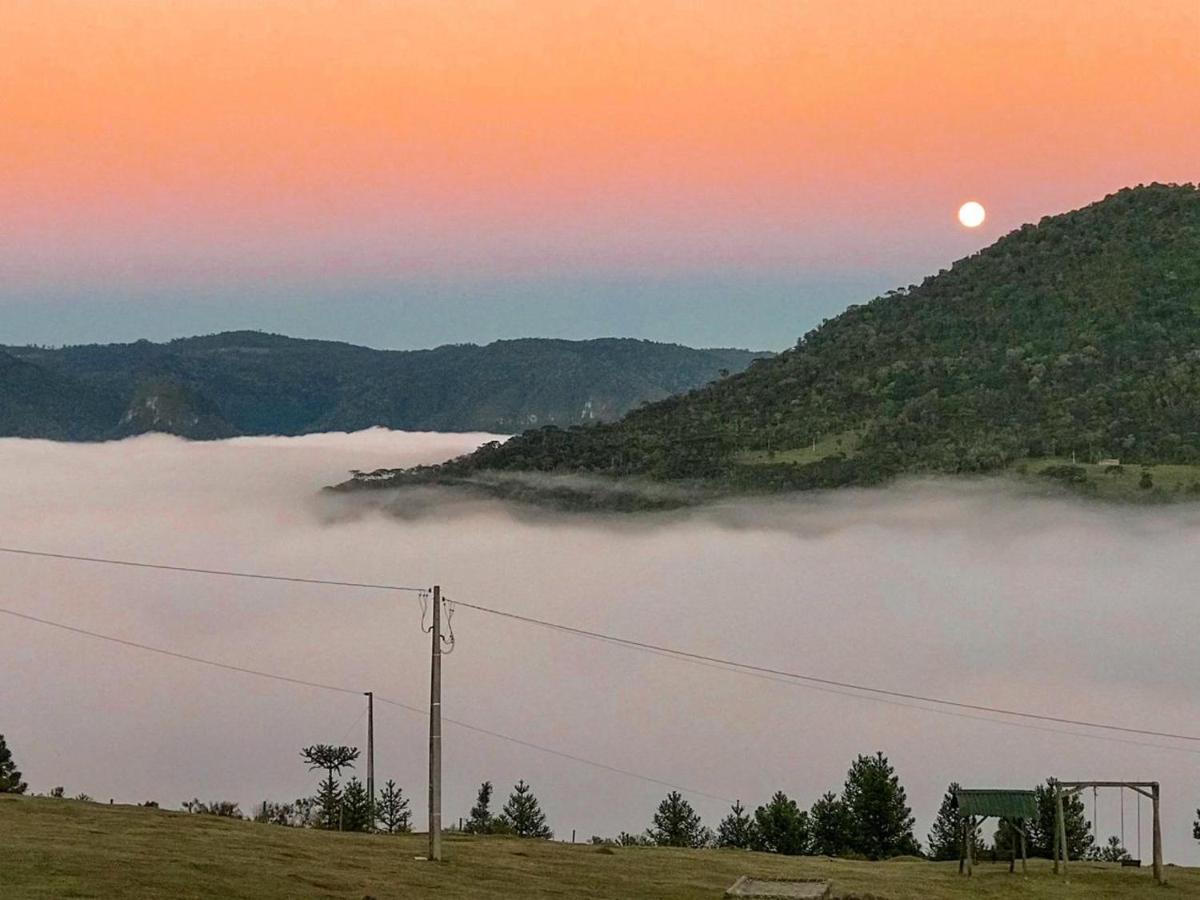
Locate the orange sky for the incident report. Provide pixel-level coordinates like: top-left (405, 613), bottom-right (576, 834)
top-left (1, 1), bottom-right (1197, 342)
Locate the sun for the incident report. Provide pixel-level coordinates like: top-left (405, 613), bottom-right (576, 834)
top-left (958, 201), bottom-right (986, 228)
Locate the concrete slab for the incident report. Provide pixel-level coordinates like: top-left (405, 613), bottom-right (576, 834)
top-left (724, 876), bottom-right (832, 898)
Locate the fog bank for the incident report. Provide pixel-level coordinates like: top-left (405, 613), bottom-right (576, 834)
top-left (0, 430), bottom-right (1196, 863)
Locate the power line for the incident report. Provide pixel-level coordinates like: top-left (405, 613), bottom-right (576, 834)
top-left (446, 597), bottom-right (1200, 745)
top-left (0, 546), bottom-right (429, 594)
top-left (0, 605), bottom-right (731, 803)
top-left (4, 542), bottom-right (1196, 746)
top-left (0, 606), bottom-right (361, 695)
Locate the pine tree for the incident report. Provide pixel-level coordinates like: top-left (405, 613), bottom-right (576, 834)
top-left (1193, 809), bottom-right (1199, 844)
top-left (841, 752), bottom-right (919, 860)
top-left (648, 791), bottom-right (709, 848)
top-left (809, 791), bottom-right (852, 857)
top-left (0, 735), bottom-right (27, 794)
top-left (716, 800), bottom-right (757, 849)
top-left (1025, 780), bottom-right (1094, 859)
top-left (927, 783), bottom-right (982, 862)
top-left (1097, 834), bottom-right (1130, 862)
top-left (375, 780), bottom-right (412, 834)
top-left (315, 773), bottom-right (343, 831)
top-left (341, 777), bottom-right (372, 832)
top-left (498, 780), bottom-right (552, 839)
top-left (753, 791), bottom-right (809, 855)
top-left (465, 781), bottom-right (494, 834)
top-left (992, 819), bottom-right (1027, 859)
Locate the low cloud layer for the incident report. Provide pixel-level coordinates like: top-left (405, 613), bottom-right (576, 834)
top-left (1, 430), bottom-right (1196, 863)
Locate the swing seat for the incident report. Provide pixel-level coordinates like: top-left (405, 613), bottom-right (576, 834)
top-left (1121, 859), bottom-right (1141, 868)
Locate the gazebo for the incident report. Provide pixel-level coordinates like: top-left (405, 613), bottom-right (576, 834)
top-left (952, 788), bottom-right (1038, 876)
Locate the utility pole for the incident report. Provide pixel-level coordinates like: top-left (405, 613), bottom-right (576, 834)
top-left (428, 585), bottom-right (442, 862)
top-left (365, 691), bottom-right (374, 831)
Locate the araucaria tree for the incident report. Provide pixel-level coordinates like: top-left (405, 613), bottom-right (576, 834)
top-left (753, 792), bottom-right (809, 855)
top-left (498, 780), bottom-right (552, 839)
top-left (716, 800), bottom-right (757, 849)
top-left (301, 744), bottom-right (360, 831)
top-left (841, 752), bottom-right (919, 859)
top-left (648, 791), bottom-right (709, 848)
top-left (0, 734), bottom-right (27, 794)
top-left (465, 781), bottom-right (495, 834)
top-left (927, 783), bottom-right (982, 862)
top-left (375, 780), bottom-right (411, 834)
top-left (808, 792), bottom-right (852, 857)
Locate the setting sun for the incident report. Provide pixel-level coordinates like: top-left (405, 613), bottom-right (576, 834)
top-left (958, 201), bottom-right (986, 228)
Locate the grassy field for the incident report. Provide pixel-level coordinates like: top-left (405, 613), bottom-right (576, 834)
top-left (734, 432), bottom-right (862, 467)
top-left (1017, 458), bottom-right (1200, 500)
top-left (3, 796), bottom-right (1197, 899)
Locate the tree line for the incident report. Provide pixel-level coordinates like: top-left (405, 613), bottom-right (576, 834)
top-left (3, 733), bottom-right (1199, 860)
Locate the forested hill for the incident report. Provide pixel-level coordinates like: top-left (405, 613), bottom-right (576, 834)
top-left (346, 183), bottom-right (1200, 498)
top-left (0, 335), bottom-right (765, 440)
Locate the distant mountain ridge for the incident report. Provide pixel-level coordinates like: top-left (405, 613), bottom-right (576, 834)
top-left (0, 333), bottom-right (766, 440)
top-left (340, 183), bottom-right (1200, 503)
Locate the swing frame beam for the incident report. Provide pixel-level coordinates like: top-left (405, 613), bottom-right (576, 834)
top-left (1053, 780), bottom-right (1163, 886)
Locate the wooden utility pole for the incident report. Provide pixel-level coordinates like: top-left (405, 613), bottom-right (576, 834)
top-left (428, 585), bottom-right (443, 862)
top-left (365, 691), bottom-right (374, 831)
top-left (1151, 782), bottom-right (1163, 885)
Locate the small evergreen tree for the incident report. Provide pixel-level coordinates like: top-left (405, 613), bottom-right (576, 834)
top-left (341, 777), bottom-right (372, 832)
top-left (1097, 834), bottom-right (1130, 862)
top-left (0, 735), bottom-right (27, 794)
top-left (465, 781), bottom-right (495, 834)
top-left (376, 780), bottom-right (412, 834)
top-left (809, 791), bottom-right (853, 857)
top-left (841, 752), bottom-right (919, 859)
top-left (753, 791), bottom-right (809, 855)
top-left (927, 783), bottom-right (982, 862)
top-left (315, 774), bottom-right (343, 830)
top-left (992, 818), bottom-right (1027, 858)
top-left (716, 800), bottom-right (757, 849)
top-left (648, 791), bottom-right (709, 848)
top-left (1193, 808), bottom-right (1199, 844)
top-left (499, 780), bottom-right (552, 839)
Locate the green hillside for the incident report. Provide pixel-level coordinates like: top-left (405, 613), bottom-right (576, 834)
top-left (345, 184), bottom-right (1200, 501)
top-left (2, 796), bottom-right (1193, 899)
top-left (1, 335), bottom-right (764, 440)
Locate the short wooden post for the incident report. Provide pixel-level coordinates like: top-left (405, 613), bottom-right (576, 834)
top-left (1151, 782), bottom-right (1164, 885)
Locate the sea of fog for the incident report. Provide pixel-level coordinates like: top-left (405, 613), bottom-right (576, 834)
top-left (0, 430), bottom-right (1196, 863)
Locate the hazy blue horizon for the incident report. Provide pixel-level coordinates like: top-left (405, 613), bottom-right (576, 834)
top-left (1, 269), bottom-right (904, 353)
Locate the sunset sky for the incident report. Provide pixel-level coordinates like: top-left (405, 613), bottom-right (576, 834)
top-left (3, 1), bottom-right (1197, 349)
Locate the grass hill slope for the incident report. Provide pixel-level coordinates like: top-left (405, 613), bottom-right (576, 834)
top-left (2, 796), bottom-right (1193, 899)
top-left (1, 334), bottom-right (765, 440)
top-left (345, 184), bottom-right (1200, 501)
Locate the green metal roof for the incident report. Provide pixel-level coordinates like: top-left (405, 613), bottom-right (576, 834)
top-left (953, 789), bottom-right (1038, 819)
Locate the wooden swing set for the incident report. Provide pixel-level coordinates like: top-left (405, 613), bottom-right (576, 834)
top-left (1053, 780), bottom-right (1164, 886)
